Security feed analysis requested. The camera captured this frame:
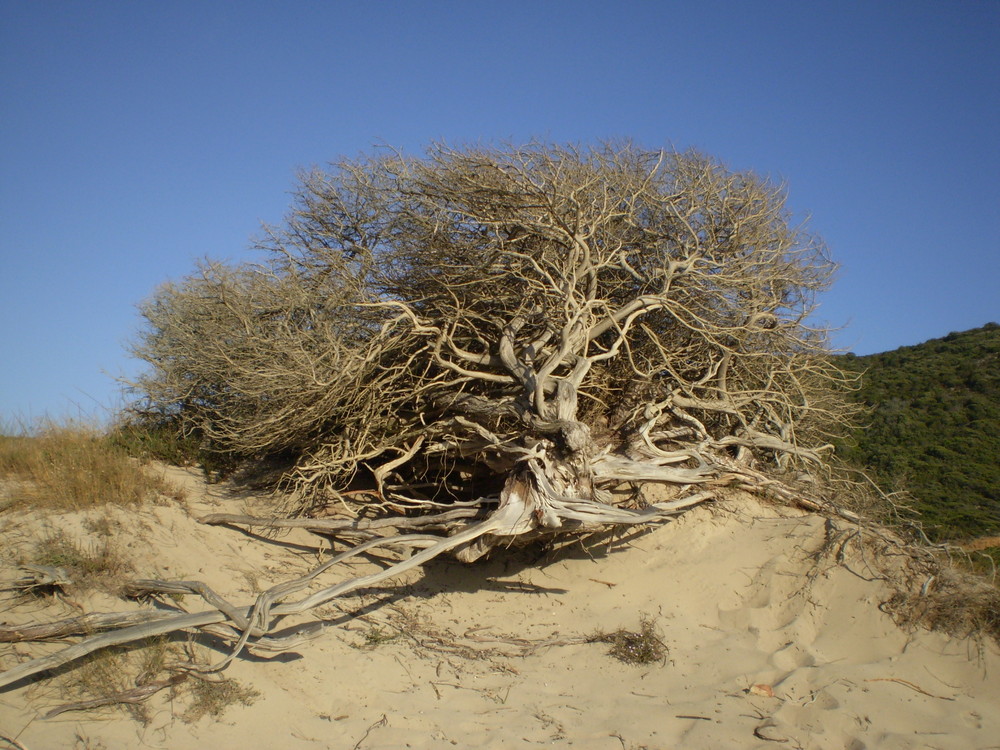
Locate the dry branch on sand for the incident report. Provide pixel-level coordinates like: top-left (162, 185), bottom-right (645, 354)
top-left (1, 142), bottom-right (866, 694)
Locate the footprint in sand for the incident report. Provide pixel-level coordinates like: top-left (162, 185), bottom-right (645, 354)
top-left (771, 641), bottom-right (816, 671)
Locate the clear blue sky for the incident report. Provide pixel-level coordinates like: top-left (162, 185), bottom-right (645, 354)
top-left (2, 1), bottom-right (998, 424)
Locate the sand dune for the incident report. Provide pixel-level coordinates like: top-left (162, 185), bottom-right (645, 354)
top-left (2, 466), bottom-right (998, 749)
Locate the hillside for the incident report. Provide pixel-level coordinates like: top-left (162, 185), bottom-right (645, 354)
top-left (837, 323), bottom-right (1000, 540)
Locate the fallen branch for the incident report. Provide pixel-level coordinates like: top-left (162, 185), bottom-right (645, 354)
top-left (0, 732), bottom-right (29, 750)
top-left (0, 566), bottom-right (72, 594)
top-left (41, 673), bottom-right (188, 719)
top-left (352, 714), bottom-right (387, 750)
top-left (0, 611), bottom-right (174, 643)
top-left (864, 677), bottom-right (955, 701)
top-left (198, 507), bottom-right (481, 533)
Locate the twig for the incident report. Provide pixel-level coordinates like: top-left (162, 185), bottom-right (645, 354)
top-left (864, 677), bottom-right (954, 701)
top-left (753, 722), bottom-right (788, 742)
top-left (462, 628), bottom-right (590, 654)
top-left (0, 732), bottom-right (30, 750)
top-left (352, 713), bottom-right (387, 750)
top-left (588, 578), bottom-right (617, 588)
top-left (41, 673), bottom-right (188, 719)
top-left (922, 665), bottom-right (961, 690)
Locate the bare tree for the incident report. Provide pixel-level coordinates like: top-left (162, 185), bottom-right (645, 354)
top-left (135, 142), bottom-right (849, 531)
top-left (0, 142), bottom-right (858, 689)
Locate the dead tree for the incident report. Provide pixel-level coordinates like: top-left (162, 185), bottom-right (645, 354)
top-left (0, 142), bottom-right (857, 690)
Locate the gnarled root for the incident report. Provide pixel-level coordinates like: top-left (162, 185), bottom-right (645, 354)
top-left (0, 462), bottom-right (719, 692)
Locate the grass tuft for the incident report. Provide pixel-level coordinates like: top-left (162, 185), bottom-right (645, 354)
top-left (590, 616), bottom-right (667, 665)
top-left (0, 419), bottom-right (179, 512)
top-left (361, 626), bottom-right (397, 648)
top-left (883, 568), bottom-right (1000, 641)
top-left (182, 677), bottom-right (260, 723)
top-left (59, 638), bottom-right (176, 724)
top-left (30, 528), bottom-right (132, 589)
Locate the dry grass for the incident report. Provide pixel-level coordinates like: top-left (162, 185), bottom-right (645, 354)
top-left (883, 567), bottom-right (1000, 641)
top-left (813, 514), bottom-right (1000, 643)
top-left (43, 638), bottom-right (257, 725)
top-left (182, 676), bottom-right (260, 723)
top-left (0, 420), bottom-right (180, 512)
top-left (59, 639), bottom-right (175, 724)
top-left (28, 527), bottom-right (132, 590)
top-left (590, 616), bottom-right (667, 665)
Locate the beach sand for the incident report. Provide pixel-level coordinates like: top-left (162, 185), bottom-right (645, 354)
top-left (2, 466), bottom-right (998, 749)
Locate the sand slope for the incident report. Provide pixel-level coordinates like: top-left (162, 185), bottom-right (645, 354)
top-left (1, 466), bottom-right (998, 750)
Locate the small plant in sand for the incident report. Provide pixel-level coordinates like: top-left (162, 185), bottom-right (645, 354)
top-left (182, 676), bottom-right (260, 723)
top-left (29, 528), bottom-right (132, 590)
top-left (590, 616), bottom-right (667, 665)
top-left (360, 626), bottom-right (398, 648)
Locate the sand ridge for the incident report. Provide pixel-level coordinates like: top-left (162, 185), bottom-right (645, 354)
top-left (1, 466), bottom-right (998, 749)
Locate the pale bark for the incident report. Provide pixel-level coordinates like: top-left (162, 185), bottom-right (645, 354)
top-left (0, 142), bottom-right (859, 693)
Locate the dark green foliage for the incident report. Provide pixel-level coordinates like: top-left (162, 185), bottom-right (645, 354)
top-left (108, 419), bottom-right (204, 467)
top-left (108, 417), bottom-right (241, 481)
top-left (836, 323), bottom-right (1000, 540)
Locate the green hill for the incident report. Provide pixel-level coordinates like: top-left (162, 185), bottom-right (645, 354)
top-left (836, 323), bottom-right (1000, 541)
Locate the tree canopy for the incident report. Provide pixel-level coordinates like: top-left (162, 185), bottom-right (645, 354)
top-left (131, 141), bottom-right (852, 557)
top-left (0, 141), bottom-right (864, 692)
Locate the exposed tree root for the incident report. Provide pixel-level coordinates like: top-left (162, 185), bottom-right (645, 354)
top-left (40, 673), bottom-right (188, 719)
top-left (0, 611), bottom-right (176, 643)
top-left (2, 143), bottom-right (873, 697)
top-left (0, 468), bottom-right (717, 691)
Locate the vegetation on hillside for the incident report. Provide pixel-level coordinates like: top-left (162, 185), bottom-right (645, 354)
top-left (837, 323), bottom-right (1000, 540)
top-left (0, 421), bottom-right (178, 512)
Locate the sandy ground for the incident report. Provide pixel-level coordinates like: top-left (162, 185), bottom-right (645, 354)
top-left (1, 466), bottom-right (999, 750)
